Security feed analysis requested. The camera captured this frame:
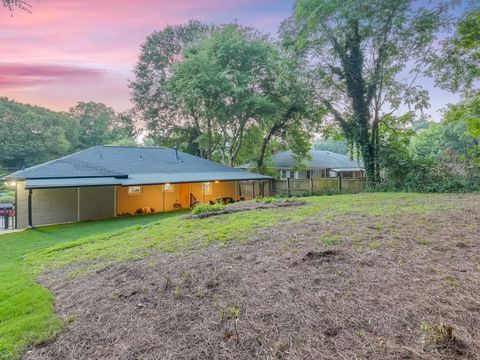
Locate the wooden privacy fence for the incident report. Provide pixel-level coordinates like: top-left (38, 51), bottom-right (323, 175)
top-left (239, 178), bottom-right (366, 198)
top-left (239, 181), bottom-right (272, 199)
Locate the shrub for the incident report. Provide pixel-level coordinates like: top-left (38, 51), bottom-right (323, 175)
top-left (0, 195), bottom-right (14, 204)
top-left (192, 202), bottom-right (225, 215)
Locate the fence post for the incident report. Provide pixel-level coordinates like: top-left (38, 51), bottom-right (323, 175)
top-left (309, 178), bottom-right (313, 196)
top-left (287, 178), bottom-right (291, 196)
top-left (338, 177), bottom-right (342, 192)
top-left (252, 181), bottom-right (255, 198)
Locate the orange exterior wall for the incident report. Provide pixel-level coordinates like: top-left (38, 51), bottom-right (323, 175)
top-left (116, 181), bottom-right (238, 215)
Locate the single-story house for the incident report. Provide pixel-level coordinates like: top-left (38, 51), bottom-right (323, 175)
top-left (240, 150), bottom-right (364, 180)
top-left (3, 146), bottom-right (270, 229)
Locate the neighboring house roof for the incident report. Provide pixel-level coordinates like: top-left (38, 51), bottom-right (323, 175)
top-left (268, 150), bottom-right (363, 171)
top-left (4, 146), bottom-right (270, 188)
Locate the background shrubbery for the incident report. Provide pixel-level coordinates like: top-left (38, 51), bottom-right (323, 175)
top-left (0, 195), bottom-right (15, 204)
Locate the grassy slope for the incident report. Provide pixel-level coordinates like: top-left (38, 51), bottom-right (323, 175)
top-left (0, 212), bottom-right (183, 360)
top-left (0, 193), bottom-right (453, 359)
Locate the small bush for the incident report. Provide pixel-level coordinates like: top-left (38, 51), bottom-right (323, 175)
top-left (192, 202), bottom-right (225, 215)
top-left (259, 196), bottom-right (299, 204)
top-left (0, 195), bottom-right (14, 204)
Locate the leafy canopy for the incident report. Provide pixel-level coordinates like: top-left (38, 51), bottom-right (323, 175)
top-left (290, 0), bottom-right (445, 184)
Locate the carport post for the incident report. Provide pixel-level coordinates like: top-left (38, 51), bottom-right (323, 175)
top-left (28, 189), bottom-right (33, 228)
top-left (77, 187), bottom-right (81, 222)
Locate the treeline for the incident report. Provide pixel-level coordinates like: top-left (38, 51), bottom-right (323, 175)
top-left (0, 98), bottom-right (137, 172)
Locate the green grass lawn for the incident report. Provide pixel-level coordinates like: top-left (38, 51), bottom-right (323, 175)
top-left (0, 211), bottom-right (184, 360)
top-left (0, 193), bottom-right (459, 359)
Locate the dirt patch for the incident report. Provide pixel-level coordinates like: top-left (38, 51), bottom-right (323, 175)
top-left (189, 199), bottom-right (306, 218)
top-left (25, 196), bottom-right (480, 360)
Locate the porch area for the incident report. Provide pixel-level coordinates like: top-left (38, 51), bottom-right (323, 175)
top-left (116, 181), bottom-right (243, 216)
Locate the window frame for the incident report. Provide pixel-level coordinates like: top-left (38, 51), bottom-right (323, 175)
top-left (202, 182), bottom-right (212, 195)
top-left (128, 186), bottom-right (142, 195)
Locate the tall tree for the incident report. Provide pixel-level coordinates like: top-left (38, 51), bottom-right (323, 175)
top-left (110, 110), bottom-right (139, 144)
top-left (289, 0), bottom-right (445, 184)
top-left (428, 8), bottom-right (480, 94)
top-left (129, 20), bottom-right (214, 152)
top-left (69, 102), bottom-right (136, 149)
top-left (254, 55), bottom-right (321, 170)
top-left (168, 25), bottom-right (280, 165)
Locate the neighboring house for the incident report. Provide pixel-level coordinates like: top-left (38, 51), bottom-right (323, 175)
top-left (241, 150), bottom-right (364, 180)
top-left (2, 146), bottom-right (270, 229)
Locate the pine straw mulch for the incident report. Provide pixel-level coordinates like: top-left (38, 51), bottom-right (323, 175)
top-left (25, 197), bottom-right (480, 360)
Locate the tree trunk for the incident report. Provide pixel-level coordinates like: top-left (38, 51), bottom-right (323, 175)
top-left (361, 141), bottom-right (376, 187)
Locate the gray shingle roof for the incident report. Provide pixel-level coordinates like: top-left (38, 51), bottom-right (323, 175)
top-left (5, 146), bottom-right (270, 187)
top-left (271, 150), bottom-right (363, 170)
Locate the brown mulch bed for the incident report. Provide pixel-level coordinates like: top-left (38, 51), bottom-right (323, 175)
top-left (25, 198), bottom-right (480, 360)
top-left (189, 199), bottom-right (306, 219)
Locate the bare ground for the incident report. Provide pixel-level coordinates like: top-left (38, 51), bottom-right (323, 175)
top-left (25, 196), bottom-right (480, 360)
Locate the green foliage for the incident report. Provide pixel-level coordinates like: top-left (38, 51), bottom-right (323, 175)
top-left (314, 138), bottom-right (349, 155)
top-left (428, 8), bottom-right (480, 93)
top-left (70, 102), bottom-right (137, 150)
top-left (409, 98), bottom-right (480, 180)
top-left (130, 20), bottom-right (214, 150)
top-left (289, 0), bottom-right (446, 184)
top-left (0, 98), bottom-right (75, 169)
top-left (191, 202), bottom-right (225, 215)
top-left (168, 24), bottom-right (279, 165)
top-left (0, 195), bottom-right (14, 204)
top-left (0, 98), bottom-right (138, 171)
top-left (132, 22), bottom-right (318, 169)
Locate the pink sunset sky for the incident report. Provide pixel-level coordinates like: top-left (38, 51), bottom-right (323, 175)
top-left (0, 0), bottom-right (458, 119)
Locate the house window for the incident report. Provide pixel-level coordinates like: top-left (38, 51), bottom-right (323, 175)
top-left (306, 170), bottom-right (311, 179)
top-left (289, 171), bottom-right (295, 179)
top-left (128, 186), bottom-right (142, 195)
top-left (163, 183), bottom-right (174, 192)
top-left (202, 182), bottom-right (212, 195)
top-left (280, 170), bottom-right (287, 179)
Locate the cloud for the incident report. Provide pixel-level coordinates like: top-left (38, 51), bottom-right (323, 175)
top-left (0, 64), bottom-right (105, 89)
top-left (0, 0), bottom-right (292, 110)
